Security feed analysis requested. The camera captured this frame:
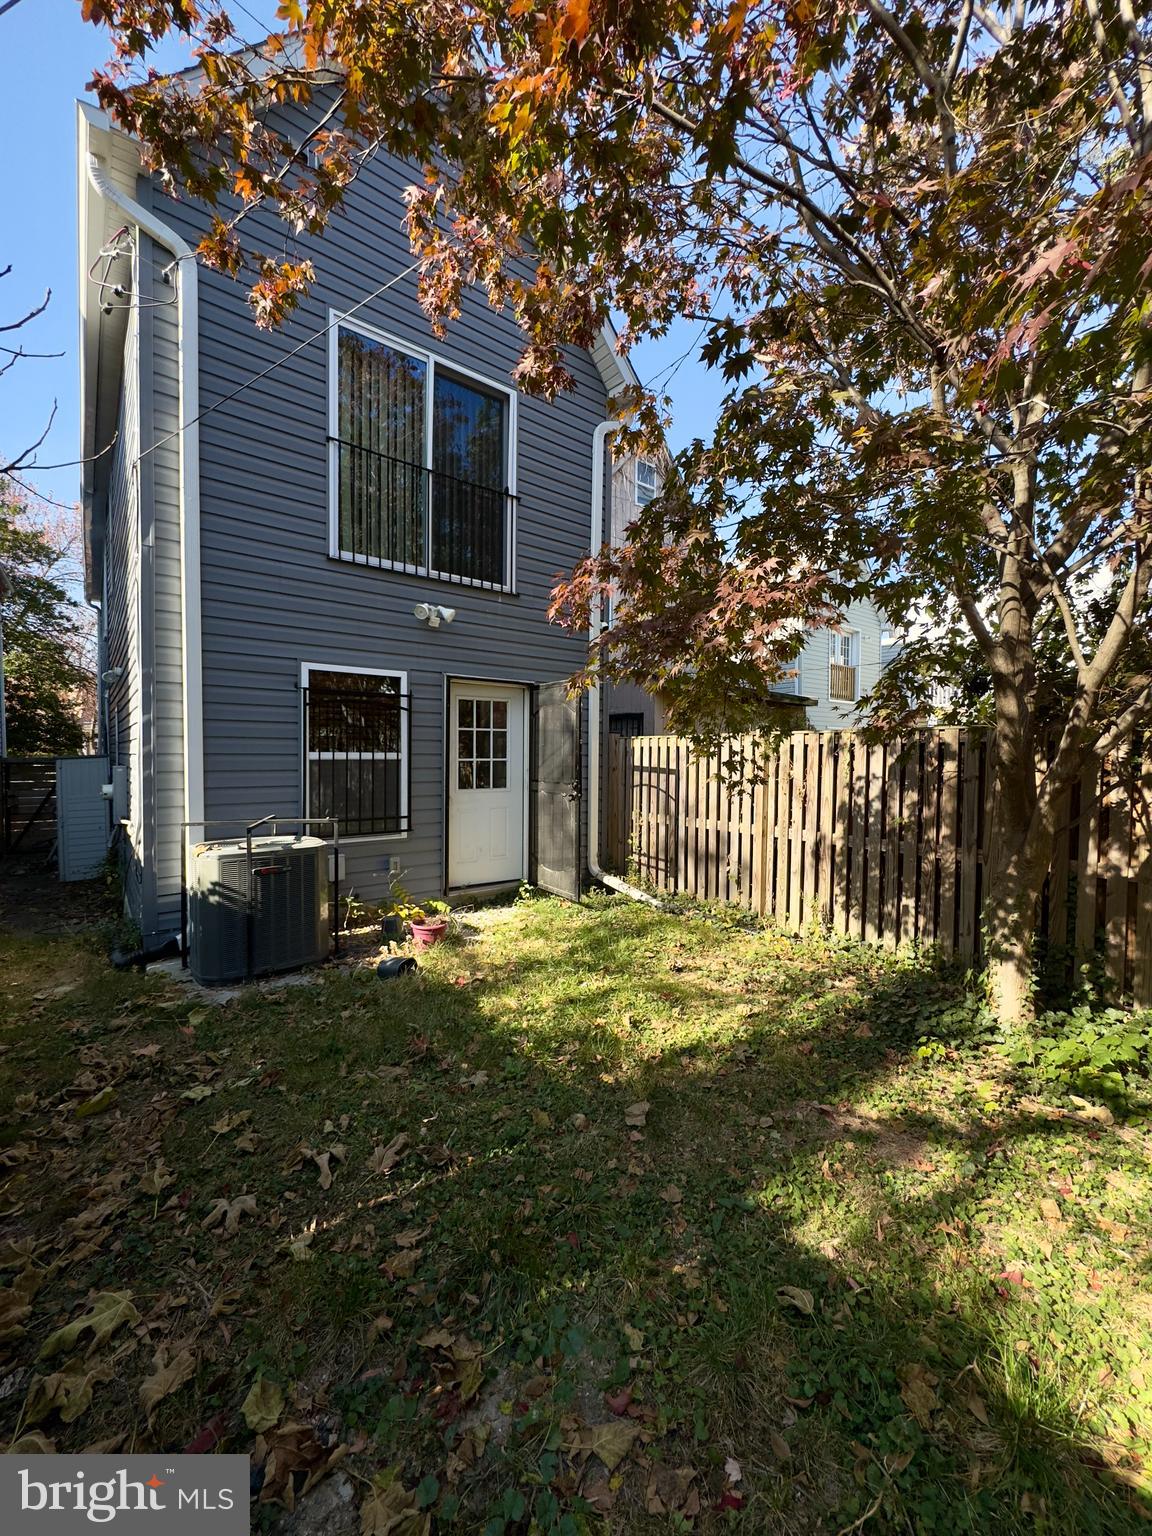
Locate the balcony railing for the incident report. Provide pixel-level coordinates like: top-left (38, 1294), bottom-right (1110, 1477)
top-left (332, 439), bottom-right (513, 589)
top-left (829, 662), bottom-right (858, 702)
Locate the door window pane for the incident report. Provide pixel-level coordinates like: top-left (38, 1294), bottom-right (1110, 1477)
top-left (456, 697), bottom-right (512, 792)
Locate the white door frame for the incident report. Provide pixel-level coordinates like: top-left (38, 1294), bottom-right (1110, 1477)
top-left (445, 677), bottom-right (530, 890)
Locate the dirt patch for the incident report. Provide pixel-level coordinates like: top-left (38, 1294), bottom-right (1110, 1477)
top-left (0, 861), bottom-right (112, 936)
top-left (798, 1101), bottom-right (940, 1170)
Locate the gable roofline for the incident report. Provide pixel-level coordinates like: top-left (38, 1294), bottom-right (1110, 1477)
top-left (593, 320), bottom-right (641, 400)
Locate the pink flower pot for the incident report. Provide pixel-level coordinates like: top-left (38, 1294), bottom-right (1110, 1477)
top-left (409, 917), bottom-right (449, 950)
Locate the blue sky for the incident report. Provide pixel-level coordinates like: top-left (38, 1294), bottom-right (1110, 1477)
top-left (1, 0), bottom-right (722, 511)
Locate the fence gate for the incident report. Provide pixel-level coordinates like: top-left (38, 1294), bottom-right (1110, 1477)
top-left (56, 756), bottom-right (110, 881)
top-left (1, 758), bottom-right (57, 856)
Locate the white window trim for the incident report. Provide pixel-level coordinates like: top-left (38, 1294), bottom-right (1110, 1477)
top-left (300, 661), bottom-right (409, 842)
top-left (829, 629), bottom-right (860, 701)
top-left (327, 311), bottom-right (518, 593)
top-left (635, 458), bottom-right (657, 506)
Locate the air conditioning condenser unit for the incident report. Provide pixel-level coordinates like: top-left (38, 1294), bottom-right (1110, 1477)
top-left (188, 834), bottom-right (329, 986)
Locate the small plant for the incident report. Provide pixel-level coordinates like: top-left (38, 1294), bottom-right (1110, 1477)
top-left (341, 891), bottom-right (380, 931)
top-left (1002, 1002), bottom-right (1152, 1103)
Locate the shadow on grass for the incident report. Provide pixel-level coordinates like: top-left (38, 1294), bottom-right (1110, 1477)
top-left (1, 892), bottom-right (1148, 1534)
top-left (385, 904), bottom-right (1148, 1534)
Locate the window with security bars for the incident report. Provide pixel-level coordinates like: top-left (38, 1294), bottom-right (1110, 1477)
top-left (303, 669), bottom-right (409, 836)
top-left (331, 323), bottom-right (514, 588)
top-left (457, 697), bottom-right (509, 790)
top-left (608, 712), bottom-right (645, 737)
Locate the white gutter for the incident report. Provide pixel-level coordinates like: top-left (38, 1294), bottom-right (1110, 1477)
top-left (85, 149), bottom-right (205, 840)
top-left (587, 420), bottom-right (661, 906)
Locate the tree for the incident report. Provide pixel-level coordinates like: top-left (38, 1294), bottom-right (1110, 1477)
top-left (0, 488), bottom-right (95, 757)
top-left (83, 1), bottom-right (1152, 1019)
top-left (0, 265), bottom-right (60, 481)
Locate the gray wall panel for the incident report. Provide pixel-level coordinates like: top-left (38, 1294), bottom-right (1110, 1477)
top-left (147, 111), bottom-right (602, 901)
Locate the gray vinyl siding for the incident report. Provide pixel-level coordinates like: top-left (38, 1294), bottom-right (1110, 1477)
top-left (96, 233), bottom-right (186, 942)
top-left (141, 234), bottom-right (186, 935)
top-left (102, 299), bottom-right (144, 926)
top-left (150, 119), bottom-right (602, 902)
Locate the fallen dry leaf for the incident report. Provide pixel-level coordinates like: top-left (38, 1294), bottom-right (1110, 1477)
top-left (367, 1134), bottom-right (409, 1175)
top-left (139, 1162), bottom-right (174, 1197)
top-left (416, 1326), bottom-right (454, 1350)
top-left (38, 1292), bottom-right (138, 1361)
top-left (25, 1364), bottom-right (110, 1425)
top-left (776, 1285), bottom-right (815, 1316)
top-left (140, 1348), bottom-right (197, 1423)
top-left (360, 1469), bottom-right (430, 1536)
top-left (625, 1101), bottom-right (650, 1128)
top-left (203, 1194), bottom-right (257, 1234)
top-left (563, 1418), bottom-right (640, 1472)
top-left (242, 1375), bottom-right (284, 1433)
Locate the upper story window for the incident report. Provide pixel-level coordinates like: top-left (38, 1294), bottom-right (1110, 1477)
top-left (828, 629), bottom-right (859, 702)
top-left (635, 459), bottom-right (658, 506)
top-left (329, 318), bottom-right (516, 590)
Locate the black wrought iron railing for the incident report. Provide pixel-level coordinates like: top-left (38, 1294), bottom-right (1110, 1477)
top-left (301, 686), bottom-right (411, 837)
top-left (332, 439), bottom-right (513, 588)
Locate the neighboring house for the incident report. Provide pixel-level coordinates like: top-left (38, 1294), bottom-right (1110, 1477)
top-left (78, 99), bottom-right (638, 945)
top-left (600, 455), bottom-right (888, 734)
top-left (774, 595), bottom-right (889, 729)
top-left (603, 451), bottom-right (668, 738)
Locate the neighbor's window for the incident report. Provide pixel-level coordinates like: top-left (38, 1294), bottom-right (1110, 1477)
top-left (608, 712), bottom-right (645, 737)
top-left (828, 630), bottom-right (859, 702)
top-left (331, 321), bottom-right (513, 587)
top-left (635, 459), bottom-right (658, 506)
top-left (303, 668), bottom-right (409, 837)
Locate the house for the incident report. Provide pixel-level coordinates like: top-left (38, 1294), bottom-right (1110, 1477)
top-left (77, 99), bottom-right (638, 946)
top-left (602, 450), bottom-right (668, 738)
top-left (773, 595), bottom-right (889, 729)
top-left (600, 452), bottom-right (888, 735)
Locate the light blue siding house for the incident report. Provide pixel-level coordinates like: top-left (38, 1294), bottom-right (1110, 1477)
top-left (776, 596), bottom-right (890, 729)
top-left (78, 100), bottom-right (635, 945)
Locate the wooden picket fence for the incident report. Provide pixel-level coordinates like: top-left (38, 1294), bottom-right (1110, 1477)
top-left (604, 730), bottom-right (1152, 1005)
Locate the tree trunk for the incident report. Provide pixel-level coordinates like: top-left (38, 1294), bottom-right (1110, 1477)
top-left (981, 744), bottom-right (1072, 1025)
top-left (983, 840), bottom-right (1046, 1025)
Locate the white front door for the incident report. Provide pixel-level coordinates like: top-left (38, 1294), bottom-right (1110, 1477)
top-left (448, 682), bottom-right (527, 887)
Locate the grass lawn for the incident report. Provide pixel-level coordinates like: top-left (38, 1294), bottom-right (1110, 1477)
top-left (1, 885), bottom-right (1151, 1534)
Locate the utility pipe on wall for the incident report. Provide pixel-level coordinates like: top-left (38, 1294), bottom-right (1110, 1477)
top-left (85, 147), bottom-right (205, 841)
top-left (586, 420), bottom-right (661, 907)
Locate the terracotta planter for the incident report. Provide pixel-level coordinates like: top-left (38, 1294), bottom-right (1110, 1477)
top-left (409, 917), bottom-right (449, 950)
